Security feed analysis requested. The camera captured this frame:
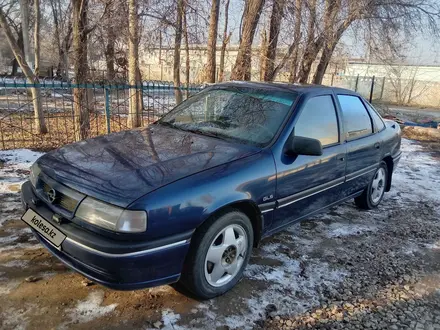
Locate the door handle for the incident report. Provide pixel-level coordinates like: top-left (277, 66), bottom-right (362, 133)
top-left (374, 142), bottom-right (381, 149)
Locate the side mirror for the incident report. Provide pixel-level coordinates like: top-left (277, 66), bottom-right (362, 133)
top-left (285, 136), bottom-right (323, 156)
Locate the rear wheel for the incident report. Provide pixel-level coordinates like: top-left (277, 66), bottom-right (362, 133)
top-left (179, 210), bottom-right (253, 299)
top-left (355, 161), bottom-right (388, 209)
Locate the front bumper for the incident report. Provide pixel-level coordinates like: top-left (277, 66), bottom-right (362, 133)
top-left (21, 181), bottom-right (191, 290)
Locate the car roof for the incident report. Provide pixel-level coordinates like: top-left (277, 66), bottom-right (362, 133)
top-left (214, 81), bottom-right (359, 97)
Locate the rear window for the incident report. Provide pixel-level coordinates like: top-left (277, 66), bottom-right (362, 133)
top-left (337, 95), bottom-right (373, 140)
top-left (365, 102), bottom-right (386, 132)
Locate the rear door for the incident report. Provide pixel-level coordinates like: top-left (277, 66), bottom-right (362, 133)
top-left (270, 93), bottom-right (346, 232)
top-left (336, 94), bottom-right (382, 196)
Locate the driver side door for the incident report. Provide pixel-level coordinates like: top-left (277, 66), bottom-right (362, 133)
top-left (271, 93), bottom-right (346, 232)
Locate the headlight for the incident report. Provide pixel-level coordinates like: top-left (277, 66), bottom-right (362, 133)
top-left (29, 163), bottom-right (41, 187)
top-left (75, 197), bottom-right (147, 233)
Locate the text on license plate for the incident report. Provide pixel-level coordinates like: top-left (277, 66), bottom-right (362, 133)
top-left (22, 209), bottom-right (66, 247)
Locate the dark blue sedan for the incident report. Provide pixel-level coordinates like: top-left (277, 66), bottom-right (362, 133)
top-left (21, 82), bottom-right (402, 299)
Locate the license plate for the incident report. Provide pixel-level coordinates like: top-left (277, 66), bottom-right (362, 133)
top-left (22, 209), bottom-right (66, 247)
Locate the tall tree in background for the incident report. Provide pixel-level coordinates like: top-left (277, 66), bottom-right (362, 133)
top-left (128, 0), bottom-right (142, 128)
top-left (18, 0), bottom-right (32, 69)
top-left (205, 0), bottom-right (220, 82)
top-left (183, 3), bottom-right (190, 97)
top-left (174, 0), bottom-right (184, 104)
top-left (288, 0), bottom-right (302, 82)
top-left (259, 29), bottom-right (267, 80)
top-left (296, 0), bottom-right (317, 83)
top-left (218, 0), bottom-right (231, 82)
top-left (72, 0), bottom-right (90, 140)
top-left (230, 0), bottom-right (265, 80)
top-left (0, 8), bottom-right (48, 134)
top-left (105, 0), bottom-right (116, 81)
top-left (263, 0), bottom-right (285, 81)
top-left (34, 0), bottom-right (41, 76)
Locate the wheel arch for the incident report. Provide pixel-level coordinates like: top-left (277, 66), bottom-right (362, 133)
top-left (199, 200), bottom-right (264, 248)
top-left (382, 156), bottom-right (394, 192)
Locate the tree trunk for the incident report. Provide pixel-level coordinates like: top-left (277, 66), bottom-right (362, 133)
top-left (183, 6), bottom-right (190, 98)
top-left (173, 0), bottom-right (184, 104)
top-left (296, 0), bottom-right (318, 83)
top-left (205, 0), bottom-right (220, 83)
top-left (104, 0), bottom-right (116, 81)
top-left (230, 0), bottom-right (265, 81)
top-left (259, 29), bottom-right (267, 81)
top-left (288, 0), bottom-right (302, 82)
top-left (312, 42), bottom-right (336, 84)
top-left (128, 0), bottom-right (142, 128)
top-left (11, 27), bottom-right (24, 76)
top-left (105, 28), bottom-right (116, 81)
top-left (218, 0), bottom-right (230, 82)
top-left (312, 14), bottom-right (349, 85)
top-left (264, 0), bottom-right (286, 81)
top-left (34, 0), bottom-right (41, 77)
top-left (0, 8), bottom-right (47, 134)
top-left (72, 0), bottom-right (90, 141)
top-left (19, 0), bottom-right (32, 69)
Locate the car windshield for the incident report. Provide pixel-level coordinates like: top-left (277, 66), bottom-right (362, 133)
top-left (157, 87), bottom-right (297, 146)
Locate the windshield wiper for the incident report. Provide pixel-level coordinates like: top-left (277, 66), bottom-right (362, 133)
top-left (185, 128), bottom-right (228, 141)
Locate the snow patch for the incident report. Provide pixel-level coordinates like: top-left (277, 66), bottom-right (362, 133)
top-left (66, 291), bottom-right (117, 324)
top-left (0, 149), bottom-right (43, 194)
top-left (161, 309), bottom-right (182, 329)
top-left (326, 223), bottom-right (377, 238)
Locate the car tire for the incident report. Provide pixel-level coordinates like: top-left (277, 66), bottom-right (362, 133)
top-left (179, 209), bottom-right (253, 299)
top-left (355, 161), bottom-right (388, 210)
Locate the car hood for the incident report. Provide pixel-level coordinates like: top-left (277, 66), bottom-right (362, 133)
top-left (36, 125), bottom-right (259, 207)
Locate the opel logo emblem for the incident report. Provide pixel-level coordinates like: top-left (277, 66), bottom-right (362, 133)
top-left (46, 188), bottom-right (57, 204)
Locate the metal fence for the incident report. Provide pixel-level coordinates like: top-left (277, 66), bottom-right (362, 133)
top-left (0, 78), bottom-right (202, 150)
top-left (1, 74), bottom-right (433, 150)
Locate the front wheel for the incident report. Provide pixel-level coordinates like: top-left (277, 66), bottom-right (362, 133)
top-left (355, 161), bottom-right (388, 209)
top-left (179, 210), bottom-right (253, 299)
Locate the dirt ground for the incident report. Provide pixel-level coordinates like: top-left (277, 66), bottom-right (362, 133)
top-left (0, 138), bottom-right (439, 330)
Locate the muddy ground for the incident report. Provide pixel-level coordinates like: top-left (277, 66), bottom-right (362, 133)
top-left (0, 138), bottom-right (439, 330)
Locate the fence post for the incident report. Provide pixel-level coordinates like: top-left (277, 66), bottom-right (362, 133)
top-left (330, 74), bottom-right (334, 86)
top-left (104, 87), bottom-right (111, 134)
top-left (369, 75), bottom-right (375, 103)
top-left (354, 74), bottom-right (359, 92)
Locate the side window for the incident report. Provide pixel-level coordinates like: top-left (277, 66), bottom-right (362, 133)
top-left (365, 102), bottom-right (386, 132)
top-left (337, 95), bottom-right (373, 140)
top-left (295, 95), bottom-right (339, 147)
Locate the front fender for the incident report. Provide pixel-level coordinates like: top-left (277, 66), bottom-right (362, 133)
top-left (128, 150), bottom-right (276, 240)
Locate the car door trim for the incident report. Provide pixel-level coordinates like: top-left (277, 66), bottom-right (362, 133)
top-left (276, 177), bottom-right (345, 209)
top-left (346, 164), bottom-right (378, 182)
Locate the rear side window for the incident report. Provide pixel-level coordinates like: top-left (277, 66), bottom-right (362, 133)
top-left (337, 95), bottom-right (373, 140)
top-left (365, 102), bottom-right (386, 132)
top-left (294, 95), bottom-right (339, 147)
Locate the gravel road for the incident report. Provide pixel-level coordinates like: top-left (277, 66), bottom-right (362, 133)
top-left (0, 138), bottom-right (439, 330)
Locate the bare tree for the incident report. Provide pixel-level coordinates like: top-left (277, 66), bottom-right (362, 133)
top-left (205, 0), bottom-right (220, 82)
top-left (128, 0), bottom-right (142, 128)
top-left (263, 0), bottom-right (286, 81)
top-left (183, 2), bottom-right (190, 97)
top-left (72, 0), bottom-right (90, 140)
top-left (259, 28), bottom-right (267, 80)
top-left (174, 0), bottom-right (184, 104)
top-left (218, 0), bottom-right (231, 82)
top-left (34, 0), bottom-right (41, 76)
top-left (0, 8), bottom-right (48, 134)
top-left (288, 0), bottom-right (302, 82)
top-left (18, 0), bottom-right (32, 69)
top-left (230, 0), bottom-right (265, 80)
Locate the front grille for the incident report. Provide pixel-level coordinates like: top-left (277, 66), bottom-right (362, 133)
top-left (42, 182), bottom-right (79, 213)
